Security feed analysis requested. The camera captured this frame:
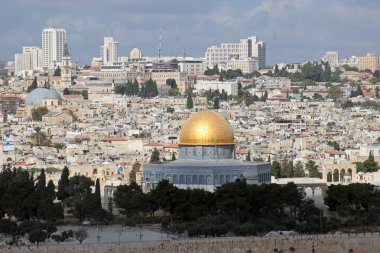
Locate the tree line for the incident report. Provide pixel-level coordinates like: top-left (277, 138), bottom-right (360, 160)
top-left (115, 78), bottom-right (158, 98)
top-left (0, 166), bottom-right (111, 245)
top-left (271, 160), bottom-right (321, 179)
top-left (113, 180), bottom-right (343, 237)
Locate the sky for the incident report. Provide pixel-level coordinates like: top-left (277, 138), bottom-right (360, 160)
top-left (0, 0), bottom-right (379, 65)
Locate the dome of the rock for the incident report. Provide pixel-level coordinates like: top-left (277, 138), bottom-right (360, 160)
top-left (179, 109), bottom-right (234, 146)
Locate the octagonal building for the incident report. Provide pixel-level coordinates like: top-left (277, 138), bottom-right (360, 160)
top-left (143, 109), bottom-right (271, 191)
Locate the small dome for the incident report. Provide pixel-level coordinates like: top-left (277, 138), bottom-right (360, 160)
top-left (25, 88), bottom-right (61, 105)
top-left (179, 109), bottom-right (234, 146)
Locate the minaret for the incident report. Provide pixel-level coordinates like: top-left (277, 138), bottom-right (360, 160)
top-left (61, 43), bottom-right (72, 86)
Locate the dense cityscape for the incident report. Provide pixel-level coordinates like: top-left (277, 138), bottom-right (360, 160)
top-left (1, 2), bottom-right (380, 252)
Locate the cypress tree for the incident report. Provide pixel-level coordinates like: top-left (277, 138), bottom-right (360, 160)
top-left (150, 148), bottom-right (160, 163)
top-left (57, 166), bottom-right (70, 201)
top-left (35, 169), bottom-right (47, 199)
top-left (95, 178), bottom-right (101, 209)
top-left (213, 97), bottom-right (220, 109)
top-left (46, 180), bottom-right (56, 201)
top-left (246, 150), bottom-right (251, 161)
top-left (186, 93), bottom-right (194, 109)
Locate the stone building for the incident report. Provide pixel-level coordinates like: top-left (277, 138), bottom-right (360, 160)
top-left (142, 109), bottom-right (271, 192)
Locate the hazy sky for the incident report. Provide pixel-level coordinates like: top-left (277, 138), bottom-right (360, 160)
top-left (1, 0), bottom-right (379, 65)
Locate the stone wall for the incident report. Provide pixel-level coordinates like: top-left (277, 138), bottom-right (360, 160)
top-left (1, 233), bottom-right (380, 253)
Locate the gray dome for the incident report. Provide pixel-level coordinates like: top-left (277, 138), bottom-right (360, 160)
top-left (25, 88), bottom-right (61, 105)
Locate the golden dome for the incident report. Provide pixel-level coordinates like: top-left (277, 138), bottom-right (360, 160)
top-left (179, 109), bottom-right (234, 146)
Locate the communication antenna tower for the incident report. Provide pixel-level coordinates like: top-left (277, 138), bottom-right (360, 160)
top-left (158, 28), bottom-right (163, 59)
top-left (175, 15), bottom-right (178, 58)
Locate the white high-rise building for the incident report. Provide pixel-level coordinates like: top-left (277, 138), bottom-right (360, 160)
top-left (205, 35), bottom-right (266, 70)
top-left (248, 36), bottom-right (266, 69)
top-left (14, 46), bottom-right (42, 76)
top-left (42, 28), bottom-right (67, 69)
top-left (100, 37), bottom-right (118, 64)
top-left (322, 51), bottom-right (339, 68)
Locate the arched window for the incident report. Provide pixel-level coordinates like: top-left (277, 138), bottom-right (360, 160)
top-left (327, 172), bottom-right (332, 182)
top-left (340, 169), bottom-right (345, 182)
top-left (333, 169), bottom-right (339, 182)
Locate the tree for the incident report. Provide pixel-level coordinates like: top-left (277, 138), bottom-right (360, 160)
top-left (168, 88), bottom-right (179, 96)
top-left (363, 152), bottom-right (380, 172)
top-left (186, 93), bottom-right (194, 109)
top-left (313, 93), bottom-right (324, 100)
top-left (113, 182), bottom-right (146, 217)
top-left (271, 161), bottom-right (282, 178)
top-left (321, 62), bottom-right (332, 82)
top-left (1, 168), bottom-right (37, 220)
top-left (37, 199), bottom-right (63, 221)
top-left (213, 97), bottom-right (220, 109)
top-left (57, 166), bottom-right (70, 202)
top-left (293, 161), bottom-right (305, 177)
top-left (81, 90), bottom-right (89, 100)
top-left (376, 87), bottom-right (380, 98)
top-left (149, 180), bottom-right (179, 223)
top-left (342, 100), bottom-right (354, 109)
top-left (63, 87), bottom-right (70, 95)
top-left (27, 77), bottom-right (38, 93)
top-left (327, 140), bottom-right (340, 150)
top-left (65, 175), bottom-right (94, 218)
top-left (35, 169), bottom-right (47, 200)
top-left (74, 228), bottom-right (88, 244)
top-left (369, 77), bottom-right (380, 84)
top-left (95, 178), bottom-right (102, 210)
top-left (204, 65), bottom-right (219, 75)
top-left (327, 86), bottom-right (342, 101)
top-left (140, 78), bottom-right (158, 98)
top-left (246, 150), bottom-right (251, 161)
top-left (46, 180), bottom-right (56, 201)
top-left (29, 229), bottom-right (47, 244)
top-left (53, 66), bottom-right (61, 76)
top-left (66, 176), bottom-right (94, 199)
top-left (166, 79), bottom-right (177, 88)
top-left (31, 106), bottom-right (49, 121)
top-left (305, 160), bottom-right (321, 178)
top-left (350, 84), bottom-right (363, 97)
top-left (107, 196), bottom-right (113, 215)
top-left (282, 160), bottom-right (294, 178)
top-left (74, 193), bottom-right (98, 221)
top-left (150, 148), bottom-right (160, 163)
top-left (301, 62), bottom-right (323, 81)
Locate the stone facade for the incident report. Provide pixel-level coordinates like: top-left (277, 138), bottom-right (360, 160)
top-left (1, 233), bottom-right (380, 253)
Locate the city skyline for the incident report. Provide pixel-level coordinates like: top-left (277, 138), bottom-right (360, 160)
top-left (0, 0), bottom-right (379, 65)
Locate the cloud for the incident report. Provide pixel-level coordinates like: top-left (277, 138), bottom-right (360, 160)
top-left (0, 0), bottom-right (379, 65)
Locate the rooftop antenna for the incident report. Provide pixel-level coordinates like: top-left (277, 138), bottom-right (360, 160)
top-left (158, 28), bottom-right (163, 59)
top-left (183, 49), bottom-right (187, 59)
